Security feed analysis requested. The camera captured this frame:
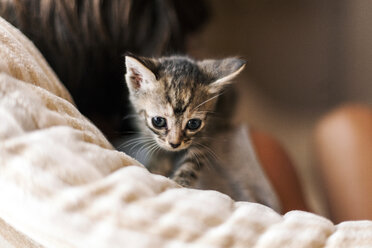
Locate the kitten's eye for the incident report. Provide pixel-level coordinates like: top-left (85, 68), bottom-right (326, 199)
top-left (186, 119), bottom-right (202, 130)
top-left (152, 116), bottom-right (167, 129)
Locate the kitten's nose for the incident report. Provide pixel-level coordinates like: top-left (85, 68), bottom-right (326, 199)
top-left (169, 142), bottom-right (181, 148)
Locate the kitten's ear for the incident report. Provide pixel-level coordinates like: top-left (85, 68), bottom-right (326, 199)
top-left (125, 55), bottom-right (158, 93)
top-left (199, 58), bottom-right (246, 94)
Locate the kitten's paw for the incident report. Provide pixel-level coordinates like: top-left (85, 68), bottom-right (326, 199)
top-left (172, 176), bottom-right (191, 187)
top-left (172, 162), bottom-right (199, 187)
top-left (172, 169), bottom-right (198, 187)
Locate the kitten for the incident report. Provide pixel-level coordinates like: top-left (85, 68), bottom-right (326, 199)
top-left (123, 54), bottom-right (245, 187)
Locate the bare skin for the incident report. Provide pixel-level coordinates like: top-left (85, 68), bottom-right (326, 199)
top-left (250, 128), bottom-right (309, 213)
top-left (315, 104), bottom-right (372, 223)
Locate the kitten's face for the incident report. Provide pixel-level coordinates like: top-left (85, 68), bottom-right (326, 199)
top-left (125, 55), bottom-right (245, 151)
top-left (133, 78), bottom-right (213, 151)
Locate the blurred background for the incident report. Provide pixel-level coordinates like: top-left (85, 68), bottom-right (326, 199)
top-left (188, 0), bottom-right (372, 216)
top-left (2, 0), bottom-right (372, 219)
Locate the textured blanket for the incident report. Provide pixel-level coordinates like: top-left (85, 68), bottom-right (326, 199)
top-left (0, 16), bottom-right (372, 248)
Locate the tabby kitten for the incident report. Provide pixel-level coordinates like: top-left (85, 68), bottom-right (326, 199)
top-left (124, 54), bottom-right (245, 187)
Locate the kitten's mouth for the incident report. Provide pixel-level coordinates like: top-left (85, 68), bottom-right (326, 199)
top-left (156, 140), bottom-right (191, 151)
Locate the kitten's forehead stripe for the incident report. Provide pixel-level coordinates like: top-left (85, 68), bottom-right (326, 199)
top-left (160, 58), bottom-right (202, 82)
top-left (159, 59), bottom-right (205, 117)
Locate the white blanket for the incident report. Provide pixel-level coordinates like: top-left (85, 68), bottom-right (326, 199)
top-left (0, 16), bottom-right (371, 248)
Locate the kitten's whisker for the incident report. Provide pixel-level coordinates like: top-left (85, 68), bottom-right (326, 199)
top-left (193, 148), bottom-right (216, 172)
top-left (204, 152), bottom-right (218, 171)
top-left (151, 145), bottom-right (162, 159)
top-left (125, 140), bottom-right (145, 153)
top-left (192, 148), bottom-right (214, 172)
top-left (137, 143), bottom-right (149, 162)
top-left (207, 116), bottom-right (226, 120)
top-left (136, 143), bottom-right (150, 159)
top-left (117, 137), bottom-right (153, 150)
top-left (196, 110), bottom-right (217, 114)
top-left (193, 141), bottom-right (221, 163)
top-left (197, 136), bottom-right (221, 141)
top-left (143, 144), bottom-right (154, 162)
top-left (190, 149), bottom-right (204, 171)
top-left (192, 93), bottom-right (223, 111)
top-left (118, 139), bottom-right (144, 150)
top-left (119, 139), bottom-right (150, 150)
top-left (144, 142), bottom-right (158, 162)
top-left (119, 131), bottom-right (149, 135)
top-left (124, 136), bottom-right (153, 141)
top-left (188, 150), bottom-right (198, 167)
top-left (122, 114), bottom-right (139, 121)
top-left (150, 143), bottom-right (162, 160)
top-left (150, 146), bottom-right (162, 162)
top-left (135, 139), bottom-right (156, 158)
top-left (129, 140), bottom-right (151, 153)
top-left (119, 136), bottom-right (151, 142)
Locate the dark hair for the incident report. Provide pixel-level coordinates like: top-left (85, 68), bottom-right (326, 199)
top-left (0, 0), bottom-right (208, 139)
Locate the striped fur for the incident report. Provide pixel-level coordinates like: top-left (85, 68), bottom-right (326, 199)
top-left (124, 55), bottom-right (245, 187)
